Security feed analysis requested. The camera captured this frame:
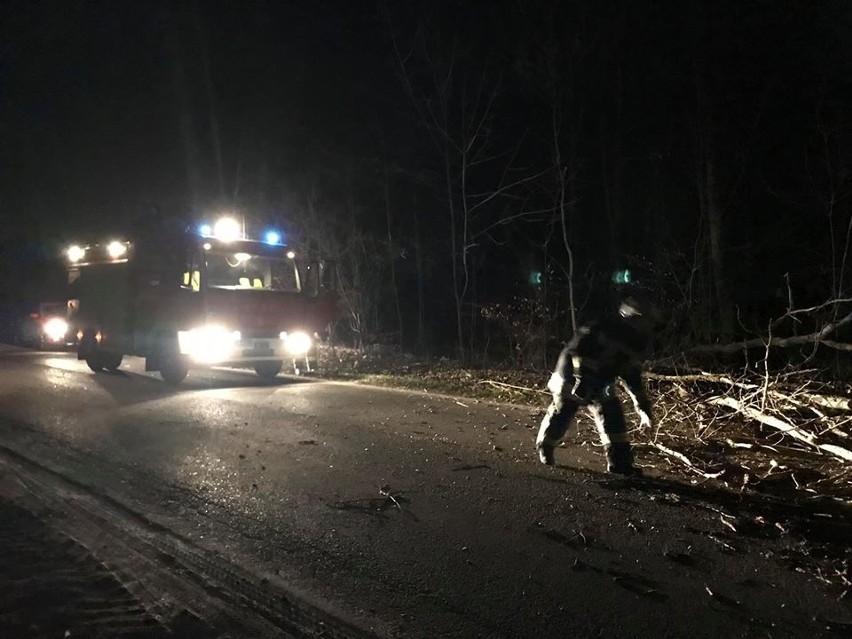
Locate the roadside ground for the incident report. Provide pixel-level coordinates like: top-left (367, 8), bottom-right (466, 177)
top-left (0, 344), bottom-right (849, 637)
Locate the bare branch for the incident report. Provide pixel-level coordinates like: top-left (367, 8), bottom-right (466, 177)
top-left (689, 310), bottom-right (852, 354)
top-left (467, 169), bottom-right (552, 216)
top-left (709, 396), bottom-right (852, 462)
top-left (647, 442), bottom-right (725, 479)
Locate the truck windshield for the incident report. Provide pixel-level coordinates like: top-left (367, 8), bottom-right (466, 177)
top-left (205, 251), bottom-right (301, 292)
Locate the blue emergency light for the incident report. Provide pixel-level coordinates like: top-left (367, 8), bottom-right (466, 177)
top-left (199, 223), bottom-right (213, 237)
top-left (264, 230), bottom-right (282, 245)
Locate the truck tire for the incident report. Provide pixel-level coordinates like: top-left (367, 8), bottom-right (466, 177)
top-left (85, 350), bottom-right (122, 372)
top-left (156, 334), bottom-right (189, 385)
top-left (101, 352), bottom-right (123, 371)
top-left (85, 355), bottom-right (104, 373)
top-left (159, 362), bottom-right (188, 385)
top-left (254, 360), bottom-right (283, 379)
top-left (79, 330), bottom-right (101, 371)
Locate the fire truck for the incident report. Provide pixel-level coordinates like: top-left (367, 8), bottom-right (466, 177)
top-left (65, 216), bottom-right (338, 384)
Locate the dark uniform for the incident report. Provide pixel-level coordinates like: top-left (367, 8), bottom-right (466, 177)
top-left (536, 298), bottom-right (655, 474)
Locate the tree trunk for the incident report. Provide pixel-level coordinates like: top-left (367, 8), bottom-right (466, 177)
top-left (702, 152), bottom-right (734, 337)
top-left (383, 159), bottom-right (404, 345)
top-left (444, 140), bottom-right (466, 363)
top-left (412, 187), bottom-right (427, 354)
top-left (554, 103), bottom-right (580, 334)
top-left (601, 62), bottom-right (624, 269)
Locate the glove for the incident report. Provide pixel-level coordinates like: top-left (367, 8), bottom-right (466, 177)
top-left (570, 374), bottom-right (605, 405)
top-left (547, 371), bottom-right (565, 395)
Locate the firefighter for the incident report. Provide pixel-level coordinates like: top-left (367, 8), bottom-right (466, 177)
top-left (535, 292), bottom-right (656, 475)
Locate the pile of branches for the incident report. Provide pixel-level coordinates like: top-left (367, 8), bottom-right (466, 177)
top-left (628, 295), bottom-right (852, 503)
top-left (637, 368), bottom-right (852, 502)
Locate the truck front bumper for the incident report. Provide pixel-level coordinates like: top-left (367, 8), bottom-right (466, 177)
top-left (177, 327), bottom-right (314, 365)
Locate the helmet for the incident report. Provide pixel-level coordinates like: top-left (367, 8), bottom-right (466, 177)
top-left (611, 265), bottom-right (666, 330)
top-left (618, 295), bottom-right (644, 318)
top-left (619, 291), bottom-right (663, 330)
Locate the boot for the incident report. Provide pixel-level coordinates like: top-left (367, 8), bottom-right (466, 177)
top-left (537, 442), bottom-right (555, 466)
top-left (606, 443), bottom-right (640, 476)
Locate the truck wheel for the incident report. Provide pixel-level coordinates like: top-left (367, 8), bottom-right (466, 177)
top-left (254, 360), bottom-right (283, 379)
top-left (79, 330), bottom-right (102, 371)
top-left (157, 335), bottom-right (189, 385)
top-left (159, 362), bottom-right (188, 385)
top-left (85, 354), bottom-right (104, 373)
top-left (160, 357), bottom-right (189, 386)
top-left (86, 351), bottom-right (122, 372)
top-left (101, 352), bottom-right (123, 371)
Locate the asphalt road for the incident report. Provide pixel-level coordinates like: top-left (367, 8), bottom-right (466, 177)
top-left (0, 346), bottom-right (848, 638)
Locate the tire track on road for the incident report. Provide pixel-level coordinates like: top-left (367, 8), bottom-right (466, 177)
top-left (0, 444), bottom-right (382, 639)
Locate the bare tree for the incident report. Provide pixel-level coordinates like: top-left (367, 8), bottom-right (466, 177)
top-left (383, 5), bottom-right (539, 362)
top-left (381, 153), bottom-right (405, 344)
top-left (514, 4), bottom-right (592, 334)
top-left (811, 98), bottom-right (852, 307)
top-left (297, 166), bottom-right (387, 351)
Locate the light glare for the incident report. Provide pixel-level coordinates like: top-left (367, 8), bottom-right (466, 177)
top-left (213, 217), bottom-right (242, 242)
top-left (178, 325), bottom-right (241, 364)
top-left (280, 331), bottom-right (311, 355)
top-left (67, 245), bottom-right (85, 263)
top-left (43, 318), bottom-right (69, 342)
top-left (107, 241), bottom-right (127, 259)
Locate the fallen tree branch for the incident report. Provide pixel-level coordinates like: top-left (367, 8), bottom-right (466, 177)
top-left (709, 396), bottom-right (852, 462)
top-left (816, 340), bottom-right (852, 353)
top-left (647, 442), bottom-right (726, 479)
top-left (477, 379), bottom-right (549, 394)
top-left (800, 391), bottom-right (852, 411)
top-left (782, 297), bottom-right (852, 317)
top-left (646, 371), bottom-right (850, 416)
top-left (646, 371), bottom-right (728, 383)
top-left (688, 310), bottom-right (852, 354)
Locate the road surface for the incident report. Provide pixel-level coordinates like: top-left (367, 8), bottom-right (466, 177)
top-left (0, 346), bottom-right (848, 638)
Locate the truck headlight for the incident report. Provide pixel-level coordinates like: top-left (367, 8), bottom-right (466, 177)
top-left (178, 325), bottom-right (241, 363)
top-left (280, 331), bottom-right (311, 356)
top-left (43, 318), bottom-right (69, 342)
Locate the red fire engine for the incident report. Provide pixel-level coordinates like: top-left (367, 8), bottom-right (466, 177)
top-left (66, 216), bottom-right (338, 384)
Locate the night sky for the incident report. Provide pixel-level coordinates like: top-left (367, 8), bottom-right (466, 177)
top-left (3, 1), bottom-right (852, 352)
top-left (1, 1), bottom-right (392, 232)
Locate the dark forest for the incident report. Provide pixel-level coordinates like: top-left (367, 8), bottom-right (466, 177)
top-left (3, 0), bottom-right (852, 368)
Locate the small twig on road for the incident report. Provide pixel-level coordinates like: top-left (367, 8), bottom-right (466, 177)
top-left (719, 515), bottom-right (737, 533)
top-left (379, 484), bottom-right (403, 510)
top-left (476, 379), bottom-right (549, 395)
top-left (704, 585), bottom-right (741, 608)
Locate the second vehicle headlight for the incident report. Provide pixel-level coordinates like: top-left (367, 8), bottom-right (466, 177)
top-left (280, 330), bottom-right (312, 356)
top-left (43, 317), bottom-right (69, 342)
